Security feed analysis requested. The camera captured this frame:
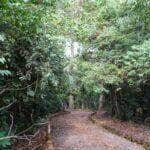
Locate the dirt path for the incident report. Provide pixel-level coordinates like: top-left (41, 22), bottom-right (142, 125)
top-left (51, 110), bottom-right (144, 150)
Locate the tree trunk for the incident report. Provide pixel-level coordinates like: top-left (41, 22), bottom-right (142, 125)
top-left (98, 83), bottom-right (105, 114)
top-left (69, 94), bottom-right (74, 109)
top-left (82, 102), bottom-right (84, 110)
top-left (98, 93), bottom-right (105, 112)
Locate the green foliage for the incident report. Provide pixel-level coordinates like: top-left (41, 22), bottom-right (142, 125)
top-left (0, 57), bottom-right (11, 76)
top-left (64, 0), bottom-right (150, 120)
top-left (0, 0), bottom-right (68, 148)
top-left (0, 0), bottom-right (150, 148)
top-left (0, 132), bottom-right (11, 149)
top-left (124, 40), bottom-right (150, 85)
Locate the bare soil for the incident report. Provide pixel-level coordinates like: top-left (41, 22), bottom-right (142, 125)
top-left (51, 110), bottom-right (144, 150)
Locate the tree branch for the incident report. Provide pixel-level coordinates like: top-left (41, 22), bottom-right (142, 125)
top-left (0, 100), bottom-right (17, 112)
top-left (8, 114), bottom-right (14, 136)
top-left (0, 135), bottom-right (34, 141)
top-left (0, 82), bottom-right (35, 95)
top-left (17, 122), bottom-right (49, 135)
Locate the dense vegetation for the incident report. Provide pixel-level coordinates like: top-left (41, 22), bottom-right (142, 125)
top-left (0, 0), bottom-right (149, 149)
top-left (70, 0), bottom-right (150, 121)
top-left (0, 0), bottom-right (68, 148)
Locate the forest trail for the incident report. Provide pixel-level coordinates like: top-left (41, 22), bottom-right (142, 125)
top-left (51, 110), bottom-right (144, 150)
